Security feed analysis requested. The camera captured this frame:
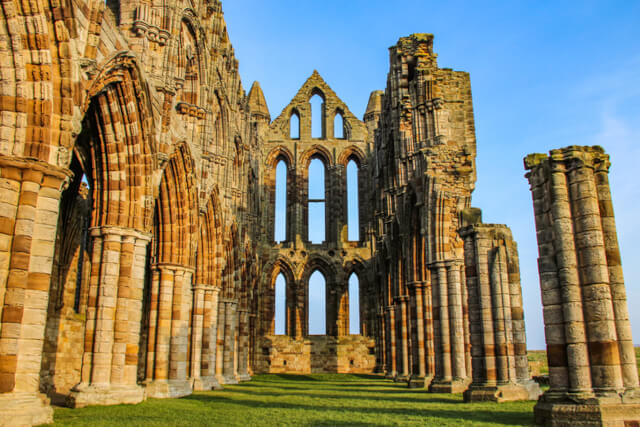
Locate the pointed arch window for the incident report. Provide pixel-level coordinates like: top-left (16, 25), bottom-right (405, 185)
top-left (349, 273), bottom-right (360, 334)
top-left (334, 111), bottom-right (345, 139)
top-left (308, 158), bottom-right (326, 243)
top-left (347, 159), bottom-right (359, 241)
top-left (275, 273), bottom-right (286, 335)
top-left (308, 270), bottom-right (326, 335)
top-left (275, 160), bottom-right (287, 242)
top-left (290, 111), bottom-right (300, 139)
top-left (310, 93), bottom-right (324, 139)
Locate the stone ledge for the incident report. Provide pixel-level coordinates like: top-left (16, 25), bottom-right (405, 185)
top-left (68, 383), bottom-right (146, 408)
top-left (0, 392), bottom-right (53, 427)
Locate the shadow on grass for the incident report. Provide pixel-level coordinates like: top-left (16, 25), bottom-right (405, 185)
top-left (183, 394), bottom-right (534, 426)
top-left (224, 386), bottom-right (458, 405)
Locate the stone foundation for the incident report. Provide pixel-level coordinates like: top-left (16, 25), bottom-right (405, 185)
top-left (257, 335), bottom-right (376, 374)
top-left (0, 392), bottom-right (53, 427)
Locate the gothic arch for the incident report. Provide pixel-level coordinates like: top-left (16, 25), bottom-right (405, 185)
top-left (155, 143), bottom-right (199, 268)
top-left (78, 53), bottom-right (157, 233)
top-left (265, 146), bottom-right (295, 169)
top-left (195, 189), bottom-right (223, 288)
top-left (338, 146), bottom-right (366, 168)
top-left (300, 145), bottom-right (333, 170)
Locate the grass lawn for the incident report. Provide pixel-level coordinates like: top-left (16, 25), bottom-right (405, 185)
top-left (47, 374), bottom-right (537, 426)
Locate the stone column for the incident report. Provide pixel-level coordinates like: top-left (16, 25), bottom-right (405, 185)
top-left (395, 296), bottom-right (410, 381)
top-left (236, 308), bottom-right (251, 381)
top-left (375, 309), bottom-right (386, 373)
top-left (429, 261), bottom-right (469, 393)
top-left (460, 222), bottom-right (540, 402)
top-left (0, 159), bottom-right (70, 426)
top-left (384, 305), bottom-right (397, 378)
top-left (222, 299), bottom-right (238, 384)
top-left (200, 287), bottom-right (221, 390)
top-left (70, 226), bottom-right (151, 407)
top-left (525, 146), bottom-right (640, 425)
top-left (190, 285), bottom-right (206, 390)
top-left (424, 281), bottom-right (435, 385)
top-left (408, 281), bottom-right (427, 388)
top-left (215, 297), bottom-right (226, 385)
top-left (144, 265), bottom-right (193, 399)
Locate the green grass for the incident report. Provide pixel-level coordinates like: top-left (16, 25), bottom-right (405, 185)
top-left (527, 351), bottom-right (548, 375)
top-left (47, 374), bottom-right (536, 426)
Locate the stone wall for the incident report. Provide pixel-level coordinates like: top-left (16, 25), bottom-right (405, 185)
top-left (256, 335), bottom-right (376, 375)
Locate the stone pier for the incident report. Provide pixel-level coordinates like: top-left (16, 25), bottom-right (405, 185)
top-left (525, 146), bottom-right (640, 426)
top-left (460, 221), bottom-right (541, 402)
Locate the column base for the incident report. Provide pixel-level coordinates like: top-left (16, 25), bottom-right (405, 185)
top-left (192, 376), bottom-right (222, 391)
top-left (464, 380), bottom-right (542, 402)
top-left (68, 383), bottom-right (146, 408)
top-left (145, 379), bottom-right (192, 399)
top-left (222, 375), bottom-right (239, 385)
top-left (429, 378), bottom-right (471, 394)
top-left (385, 371), bottom-right (397, 380)
top-left (534, 390), bottom-right (640, 426)
top-left (394, 374), bottom-right (410, 383)
top-left (0, 392), bottom-right (53, 426)
top-left (408, 375), bottom-right (434, 389)
top-left (236, 373), bottom-right (252, 382)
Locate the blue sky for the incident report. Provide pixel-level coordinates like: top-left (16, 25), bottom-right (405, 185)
top-left (223, 1), bottom-right (640, 349)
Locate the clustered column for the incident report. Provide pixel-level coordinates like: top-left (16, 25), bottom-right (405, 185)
top-left (429, 260), bottom-right (470, 393)
top-left (0, 160), bottom-right (70, 425)
top-left (525, 146), bottom-right (640, 425)
top-left (460, 222), bottom-right (540, 402)
top-left (71, 226), bottom-right (151, 407)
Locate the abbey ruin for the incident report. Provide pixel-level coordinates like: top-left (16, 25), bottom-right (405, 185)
top-left (0, 0), bottom-right (637, 425)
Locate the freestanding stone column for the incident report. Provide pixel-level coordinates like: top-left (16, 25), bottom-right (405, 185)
top-left (525, 146), bottom-right (640, 425)
top-left (0, 159), bottom-right (70, 426)
top-left (460, 222), bottom-right (541, 402)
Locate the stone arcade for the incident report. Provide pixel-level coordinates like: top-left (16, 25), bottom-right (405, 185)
top-left (0, 1), bottom-right (636, 426)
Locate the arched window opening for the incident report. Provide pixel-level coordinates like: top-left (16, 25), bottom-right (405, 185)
top-left (334, 111), bottom-right (345, 139)
top-left (310, 94), bottom-right (324, 139)
top-left (308, 158), bottom-right (325, 243)
top-left (347, 160), bottom-right (359, 241)
top-left (275, 273), bottom-right (286, 335)
top-left (290, 111), bottom-right (300, 139)
top-left (308, 270), bottom-right (326, 335)
top-left (275, 160), bottom-right (287, 242)
top-left (349, 273), bottom-right (360, 335)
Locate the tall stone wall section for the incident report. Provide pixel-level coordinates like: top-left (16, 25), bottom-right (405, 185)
top-left (525, 146), bottom-right (639, 426)
top-left (0, 0), bottom-right (261, 424)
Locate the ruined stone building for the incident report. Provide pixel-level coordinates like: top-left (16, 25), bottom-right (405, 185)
top-left (0, 1), bottom-right (637, 426)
